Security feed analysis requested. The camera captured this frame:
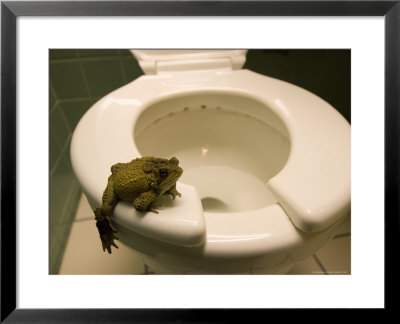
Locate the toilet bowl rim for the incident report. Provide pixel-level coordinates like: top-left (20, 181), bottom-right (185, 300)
top-left (71, 69), bottom-right (350, 254)
top-left (91, 69), bottom-right (350, 231)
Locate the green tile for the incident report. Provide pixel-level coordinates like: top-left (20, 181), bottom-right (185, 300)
top-left (49, 180), bottom-right (81, 274)
top-left (50, 61), bottom-right (88, 98)
top-left (122, 56), bottom-right (143, 82)
top-left (284, 50), bottom-right (326, 92)
top-left (52, 142), bottom-right (76, 204)
top-left (49, 219), bottom-right (74, 274)
top-left (119, 49), bottom-right (133, 56)
top-left (49, 177), bottom-right (64, 227)
top-left (287, 50), bottom-right (326, 74)
top-left (244, 49), bottom-right (294, 82)
top-left (63, 182), bottom-right (82, 223)
top-left (78, 49), bottom-right (120, 57)
top-left (49, 126), bottom-right (62, 169)
top-left (338, 102), bottom-right (351, 123)
top-left (59, 99), bottom-right (94, 132)
top-left (49, 143), bottom-right (82, 274)
top-left (50, 103), bottom-right (70, 148)
top-left (245, 49), bottom-right (350, 123)
top-left (315, 51), bottom-right (350, 112)
top-left (49, 228), bottom-right (63, 274)
top-left (82, 58), bottom-right (126, 97)
top-left (49, 176), bottom-right (80, 239)
top-left (50, 49), bottom-right (78, 60)
top-left (49, 178), bottom-right (72, 274)
top-left (49, 87), bottom-right (56, 109)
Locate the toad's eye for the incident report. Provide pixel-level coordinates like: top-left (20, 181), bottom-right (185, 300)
top-left (159, 169), bottom-right (168, 177)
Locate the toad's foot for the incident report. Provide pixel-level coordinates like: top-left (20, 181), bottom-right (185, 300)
top-left (94, 208), bottom-right (119, 254)
top-left (164, 186), bottom-right (181, 200)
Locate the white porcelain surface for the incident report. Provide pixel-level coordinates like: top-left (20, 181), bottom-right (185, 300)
top-left (71, 68), bottom-right (350, 246)
top-left (131, 49), bottom-right (247, 75)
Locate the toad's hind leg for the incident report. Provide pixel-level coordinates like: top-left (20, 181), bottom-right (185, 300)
top-left (94, 176), bottom-right (119, 253)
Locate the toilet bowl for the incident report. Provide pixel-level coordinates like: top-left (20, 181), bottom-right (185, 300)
top-left (70, 50), bottom-right (350, 274)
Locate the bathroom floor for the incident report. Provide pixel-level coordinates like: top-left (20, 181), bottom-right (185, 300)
top-left (58, 194), bottom-right (351, 275)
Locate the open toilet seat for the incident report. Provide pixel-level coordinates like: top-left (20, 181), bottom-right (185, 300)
top-left (71, 53), bottom-right (350, 259)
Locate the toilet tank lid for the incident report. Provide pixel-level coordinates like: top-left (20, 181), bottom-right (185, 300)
top-left (130, 49), bottom-right (247, 75)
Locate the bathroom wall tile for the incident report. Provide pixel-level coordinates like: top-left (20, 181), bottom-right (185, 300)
top-left (78, 49), bottom-right (120, 57)
top-left (119, 49), bottom-right (133, 56)
top-left (51, 141), bottom-right (76, 204)
top-left (337, 101), bottom-right (351, 123)
top-left (49, 229), bottom-right (64, 274)
top-left (121, 56), bottom-right (143, 82)
top-left (244, 50), bottom-right (294, 83)
top-left (284, 50), bottom-right (326, 94)
top-left (50, 177), bottom-right (80, 227)
top-left (61, 181), bottom-right (82, 224)
top-left (59, 218), bottom-right (145, 274)
top-left (49, 126), bottom-right (61, 169)
top-left (315, 236), bottom-right (351, 274)
top-left (49, 49), bottom-right (78, 60)
top-left (82, 59), bottom-right (126, 97)
top-left (49, 181), bottom-right (81, 274)
top-left (54, 214), bottom-right (75, 244)
top-left (50, 217), bottom-right (76, 274)
top-left (50, 61), bottom-right (89, 98)
top-left (49, 178), bottom-right (64, 228)
top-left (59, 99), bottom-right (94, 132)
top-left (74, 194), bottom-right (94, 221)
top-left (244, 49), bottom-right (350, 124)
top-left (49, 87), bottom-right (56, 109)
top-left (49, 104), bottom-right (70, 149)
top-left (315, 50), bottom-right (350, 114)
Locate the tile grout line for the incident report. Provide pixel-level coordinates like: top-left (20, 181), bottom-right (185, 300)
top-left (48, 183), bottom-right (79, 270)
top-left (50, 79), bottom-right (58, 100)
top-left (57, 101), bottom-right (73, 134)
top-left (312, 254), bottom-right (328, 274)
top-left (59, 181), bottom-right (81, 225)
top-left (49, 81), bottom-right (59, 113)
top-left (49, 100), bottom-right (58, 114)
top-left (75, 50), bottom-right (94, 98)
top-left (75, 216), bottom-right (94, 223)
top-left (53, 183), bottom-right (82, 274)
top-left (49, 133), bottom-right (72, 176)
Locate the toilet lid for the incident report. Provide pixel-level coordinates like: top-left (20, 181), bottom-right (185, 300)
top-left (131, 50), bottom-right (247, 75)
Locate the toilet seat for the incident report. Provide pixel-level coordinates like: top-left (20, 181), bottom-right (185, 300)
top-left (71, 52), bottom-right (350, 257)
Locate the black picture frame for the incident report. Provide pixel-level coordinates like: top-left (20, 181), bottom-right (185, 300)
top-left (1, 0), bottom-right (399, 321)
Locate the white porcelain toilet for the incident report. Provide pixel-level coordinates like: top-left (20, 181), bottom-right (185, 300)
top-left (70, 50), bottom-right (350, 274)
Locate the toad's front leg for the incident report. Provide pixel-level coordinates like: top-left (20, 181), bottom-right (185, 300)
top-left (164, 183), bottom-right (181, 200)
top-left (95, 176), bottom-right (119, 253)
top-left (95, 208), bottom-right (119, 253)
top-left (133, 190), bottom-right (159, 213)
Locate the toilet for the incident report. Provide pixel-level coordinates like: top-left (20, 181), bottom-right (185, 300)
top-left (70, 50), bottom-right (350, 274)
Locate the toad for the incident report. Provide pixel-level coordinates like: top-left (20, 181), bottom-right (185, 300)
top-left (94, 157), bottom-right (183, 253)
